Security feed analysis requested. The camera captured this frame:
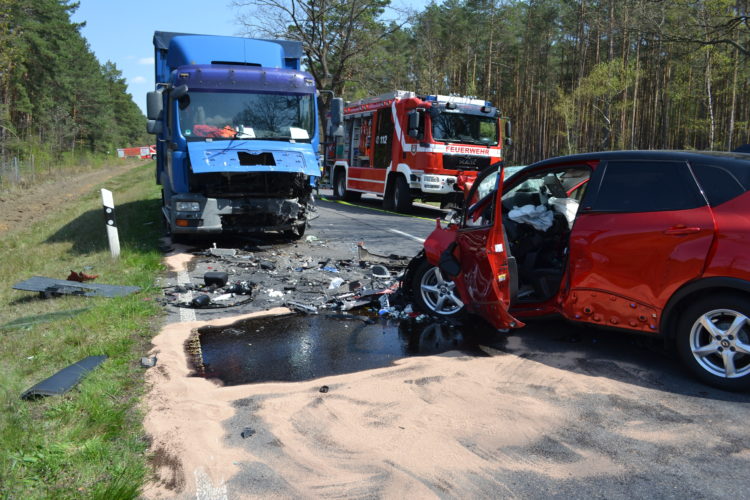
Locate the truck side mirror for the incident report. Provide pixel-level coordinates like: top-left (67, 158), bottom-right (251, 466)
top-left (146, 90), bottom-right (163, 121)
top-left (505, 120), bottom-right (513, 146)
top-left (407, 110), bottom-right (420, 138)
top-left (330, 97), bottom-right (344, 127)
top-left (146, 120), bottom-right (163, 135)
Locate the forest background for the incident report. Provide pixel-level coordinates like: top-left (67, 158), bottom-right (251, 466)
top-left (1, 0), bottom-right (749, 171)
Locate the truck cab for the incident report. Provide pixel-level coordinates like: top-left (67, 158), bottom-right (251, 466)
top-left (146, 32), bottom-right (320, 238)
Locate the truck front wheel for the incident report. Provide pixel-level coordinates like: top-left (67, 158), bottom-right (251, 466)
top-left (393, 175), bottom-right (412, 213)
top-left (334, 169), bottom-right (361, 202)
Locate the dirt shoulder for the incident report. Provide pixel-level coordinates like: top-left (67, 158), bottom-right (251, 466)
top-left (0, 160), bottom-right (147, 235)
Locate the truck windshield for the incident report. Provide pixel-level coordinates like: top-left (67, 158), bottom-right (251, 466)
top-left (178, 91), bottom-right (315, 142)
top-left (432, 112), bottom-right (498, 146)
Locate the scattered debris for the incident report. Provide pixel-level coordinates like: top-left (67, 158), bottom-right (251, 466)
top-left (21, 355), bottom-right (107, 400)
top-left (141, 356), bottom-right (158, 368)
top-left (13, 276), bottom-right (140, 298)
top-left (328, 277), bottom-right (345, 289)
top-left (66, 270), bottom-right (99, 282)
top-left (241, 427), bottom-right (256, 439)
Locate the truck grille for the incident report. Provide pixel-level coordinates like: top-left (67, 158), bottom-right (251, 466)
top-left (190, 172), bottom-right (310, 198)
top-left (442, 155), bottom-right (490, 171)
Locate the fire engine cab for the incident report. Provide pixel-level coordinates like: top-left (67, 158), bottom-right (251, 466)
top-left (327, 91), bottom-right (510, 212)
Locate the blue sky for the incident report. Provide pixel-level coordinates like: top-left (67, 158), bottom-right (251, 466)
top-left (70, 0), bottom-right (425, 115)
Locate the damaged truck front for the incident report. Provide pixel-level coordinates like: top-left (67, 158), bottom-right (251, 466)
top-left (146, 31), bottom-right (323, 238)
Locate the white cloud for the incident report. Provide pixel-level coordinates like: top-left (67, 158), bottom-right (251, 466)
top-left (138, 57), bottom-right (154, 65)
top-left (131, 76), bottom-right (146, 84)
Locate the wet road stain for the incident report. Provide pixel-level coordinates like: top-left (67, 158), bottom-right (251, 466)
top-left (190, 313), bottom-right (505, 385)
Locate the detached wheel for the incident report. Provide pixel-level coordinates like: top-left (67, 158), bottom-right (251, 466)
top-left (676, 294), bottom-right (750, 391)
top-left (411, 257), bottom-right (465, 317)
top-left (334, 169), bottom-right (361, 202)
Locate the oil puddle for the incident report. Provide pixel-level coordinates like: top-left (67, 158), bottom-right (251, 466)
top-left (188, 313), bottom-right (505, 385)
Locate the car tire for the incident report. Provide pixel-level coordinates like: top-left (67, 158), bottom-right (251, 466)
top-left (393, 174), bottom-right (412, 213)
top-left (334, 169), bottom-right (361, 202)
top-left (411, 257), bottom-right (465, 317)
top-left (676, 293), bottom-right (750, 391)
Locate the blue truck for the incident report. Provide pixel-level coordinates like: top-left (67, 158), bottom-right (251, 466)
top-left (146, 31), bottom-right (327, 239)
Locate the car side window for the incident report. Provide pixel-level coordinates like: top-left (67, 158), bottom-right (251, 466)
top-left (591, 161), bottom-right (705, 212)
top-left (464, 169), bottom-right (499, 227)
top-left (691, 163), bottom-right (747, 206)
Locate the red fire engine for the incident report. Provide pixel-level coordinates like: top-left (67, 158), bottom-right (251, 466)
top-left (116, 145), bottom-right (156, 160)
top-left (327, 91), bottom-right (510, 212)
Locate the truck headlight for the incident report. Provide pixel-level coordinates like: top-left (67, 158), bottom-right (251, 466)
top-left (175, 201), bottom-right (200, 212)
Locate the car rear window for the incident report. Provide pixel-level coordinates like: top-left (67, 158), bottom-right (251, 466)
top-left (691, 163), bottom-right (749, 206)
top-left (592, 161), bottom-right (705, 212)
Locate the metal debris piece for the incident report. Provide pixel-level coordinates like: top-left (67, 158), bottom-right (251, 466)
top-left (287, 301), bottom-right (318, 314)
top-left (21, 355), bottom-right (107, 400)
top-left (209, 247), bottom-right (237, 257)
top-left (13, 276), bottom-right (140, 298)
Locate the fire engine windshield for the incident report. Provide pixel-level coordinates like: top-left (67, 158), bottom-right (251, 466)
top-left (177, 91), bottom-right (315, 142)
top-left (431, 112), bottom-right (498, 146)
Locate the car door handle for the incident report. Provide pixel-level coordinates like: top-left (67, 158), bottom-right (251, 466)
top-left (663, 225), bottom-right (702, 235)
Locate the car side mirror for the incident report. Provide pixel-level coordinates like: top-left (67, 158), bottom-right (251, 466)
top-left (146, 120), bottom-right (162, 135)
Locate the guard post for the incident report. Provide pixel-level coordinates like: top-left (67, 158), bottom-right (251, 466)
top-left (101, 189), bottom-right (121, 259)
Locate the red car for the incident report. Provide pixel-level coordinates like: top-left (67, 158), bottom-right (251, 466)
top-left (409, 150), bottom-right (750, 390)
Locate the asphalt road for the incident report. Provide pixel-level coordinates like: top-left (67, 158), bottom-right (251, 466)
top-left (156, 190), bottom-right (750, 499)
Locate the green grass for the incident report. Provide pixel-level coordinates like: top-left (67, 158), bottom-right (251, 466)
top-left (0, 162), bottom-right (164, 499)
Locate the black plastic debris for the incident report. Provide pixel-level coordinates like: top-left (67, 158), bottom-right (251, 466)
top-left (371, 264), bottom-right (390, 278)
top-left (259, 260), bottom-right (275, 270)
top-left (319, 385), bottom-right (329, 393)
top-left (141, 356), bottom-right (158, 368)
top-left (191, 294), bottom-right (211, 308)
top-left (204, 271), bottom-right (229, 287)
top-left (13, 276), bottom-right (140, 298)
top-left (21, 355), bottom-right (107, 400)
top-left (241, 427), bottom-right (256, 439)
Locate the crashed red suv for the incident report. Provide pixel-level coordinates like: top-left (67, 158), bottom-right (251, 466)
top-left (410, 150), bottom-right (750, 390)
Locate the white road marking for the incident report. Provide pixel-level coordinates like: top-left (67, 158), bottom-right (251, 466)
top-left (387, 228), bottom-right (425, 243)
top-left (177, 268), bottom-right (196, 322)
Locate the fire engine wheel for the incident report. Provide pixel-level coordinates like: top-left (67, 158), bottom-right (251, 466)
top-left (392, 175), bottom-right (412, 213)
top-left (676, 293), bottom-right (750, 391)
top-left (411, 258), bottom-right (465, 317)
top-left (334, 170), bottom-right (361, 202)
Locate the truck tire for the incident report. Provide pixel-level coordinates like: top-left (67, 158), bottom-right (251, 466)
top-left (393, 174), bottom-right (412, 213)
top-left (283, 221), bottom-right (306, 240)
top-left (675, 293), bottom-right (750, 391)
top-left (334, 169), bottom-right (361, 202)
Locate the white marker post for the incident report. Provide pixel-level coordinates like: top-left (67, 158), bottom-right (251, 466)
top-left (101, 189), bottom-right (121, 259)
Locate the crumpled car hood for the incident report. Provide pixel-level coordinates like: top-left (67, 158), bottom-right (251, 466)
top-left (187, 140), bottom-right (319, 176)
